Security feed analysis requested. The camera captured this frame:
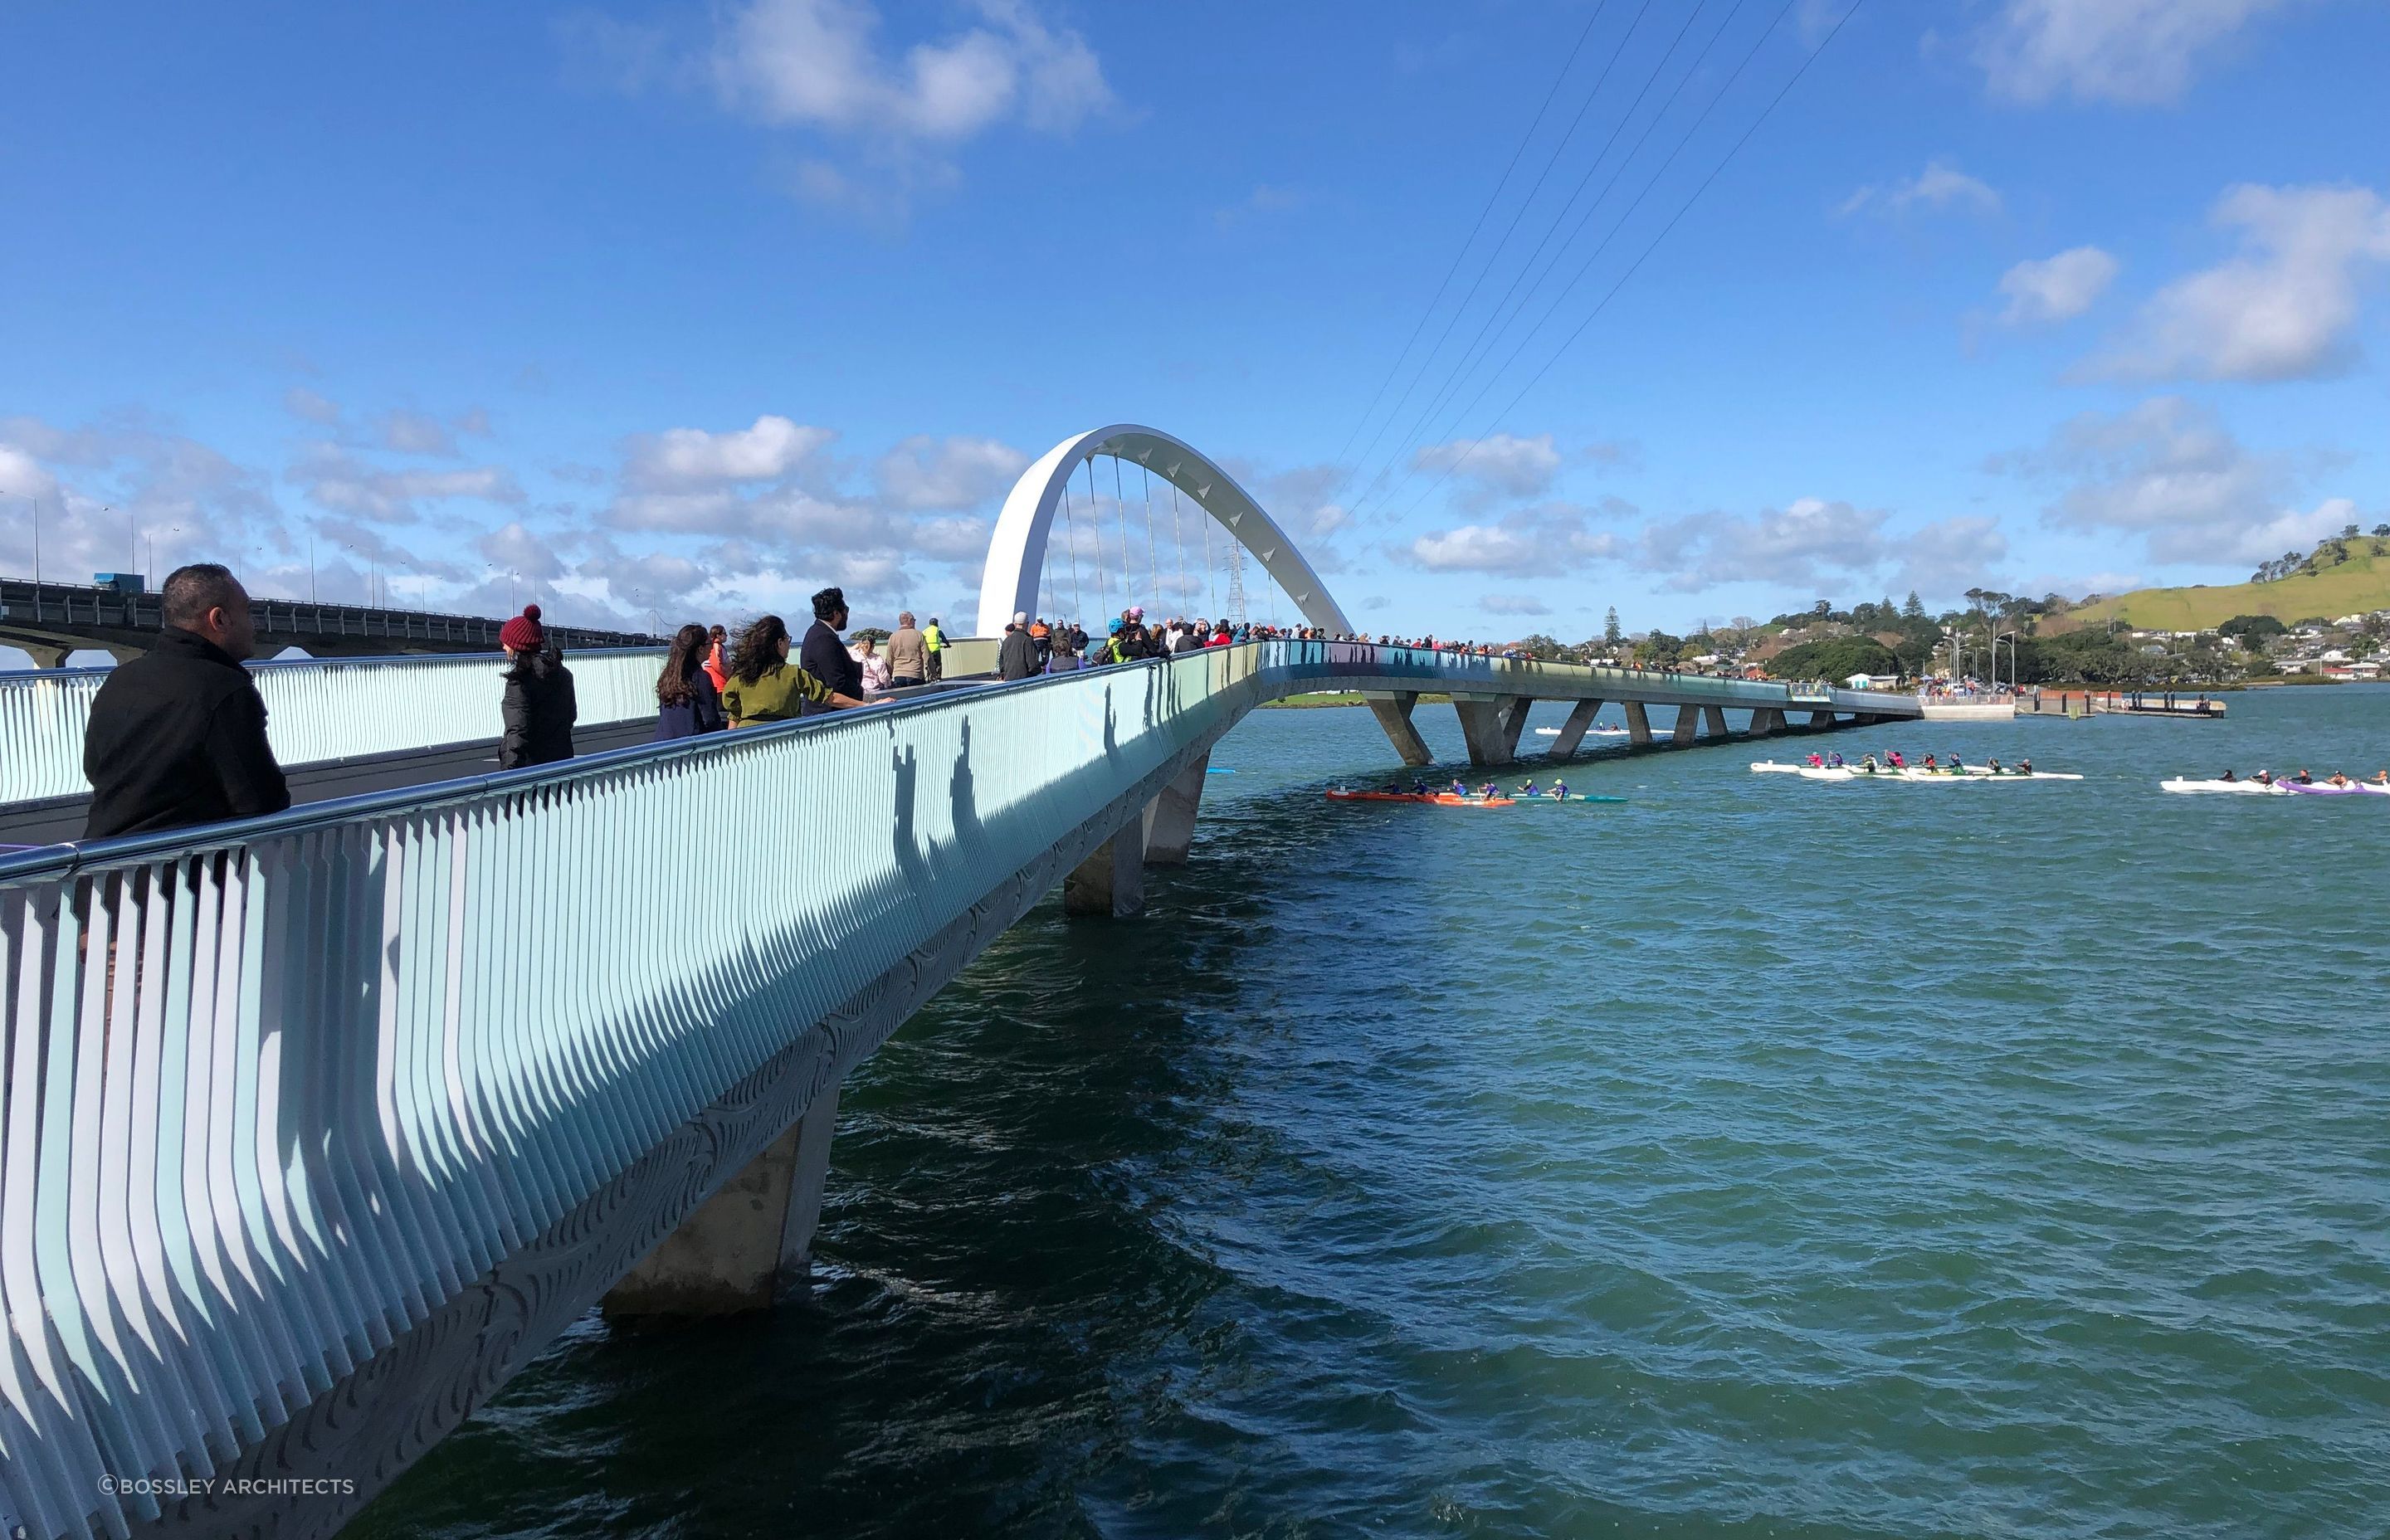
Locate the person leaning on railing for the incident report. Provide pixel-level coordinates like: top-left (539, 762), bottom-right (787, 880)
top-left (81, 562), bottom-right (291, 840)
top-left (719, 613), bottom-right (871, 725)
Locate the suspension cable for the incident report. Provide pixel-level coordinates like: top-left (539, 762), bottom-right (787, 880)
top-left (1170, 478), bottom-right (1187, 613)
top-left (1083, 456), bottom-right (1108, 620)
top-left (1141, 464), bottom-right (1160, 614)
top-left (1203, 498), bottom-right (1217, 620)
top-left (1110, 455), bottom-right (1132, 615)
top-left (1061, 472), bottom-right (1084, 621)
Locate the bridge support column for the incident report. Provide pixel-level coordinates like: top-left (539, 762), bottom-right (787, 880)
top-left (1365, 692), bottom-right (1434, 767)
top-left (1749, 707), bottom-right (1783, 737)
top-left (1141, 753), bottom-right (1207, 865)
top-left (1807, 710), bottom-right (1836, 729)
top-left (18, 642), bottom-right (72, 670)
top-left (1622, 701), bottom-right (1655, 746)
top-left (1671, 704), bottom-right (1700, 744)
top-left (1547, 698), bottom-right (1603, 758)
top-left (1703, 704), bottom-right (1730, 738)
top-left (1066, 826), bottom-right (1145, 917)
top-left (602, 1080), bottom-right (843, 1317)
top-left (1451, 696), bottom-right (1519, 766)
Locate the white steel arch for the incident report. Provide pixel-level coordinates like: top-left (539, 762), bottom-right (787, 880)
top-left (975, 425), bottom-right (1354, 638)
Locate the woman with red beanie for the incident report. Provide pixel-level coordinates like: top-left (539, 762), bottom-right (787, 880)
top-left (498, 603), bottom-right (577, 768)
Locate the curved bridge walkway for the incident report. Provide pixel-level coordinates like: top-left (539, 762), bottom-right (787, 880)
top-left (0, 640), bottom-right (1910, 1539)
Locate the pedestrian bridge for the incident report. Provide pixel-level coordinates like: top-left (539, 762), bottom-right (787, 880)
top-left (0, 421), bottom-right (1919, 1540)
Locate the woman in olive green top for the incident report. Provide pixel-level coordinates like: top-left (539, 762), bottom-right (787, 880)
top-left (720, 613), bottom-right (871, 724)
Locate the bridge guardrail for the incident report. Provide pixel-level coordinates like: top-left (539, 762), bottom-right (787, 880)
top-left (0, 648), bottom-right (670, 805)
top-left (0, 640), bottom-right (1916, 1538)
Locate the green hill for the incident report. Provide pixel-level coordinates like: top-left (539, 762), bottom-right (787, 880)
top-left (2073, 551), bottom-right (2390, 631)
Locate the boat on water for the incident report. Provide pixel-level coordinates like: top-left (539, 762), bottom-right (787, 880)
top-left (1753, 760), bottom-right (2081, 782)
top-left (1533, 725), bottom-right (1631, 737)
top-left (2159, 777), bottom-right (2388, 797)
top-left (1325, 789), bottom-right (1517, 807)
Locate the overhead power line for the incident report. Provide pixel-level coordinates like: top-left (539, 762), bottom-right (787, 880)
top-left (1315, 2), bottom-right (1613, 517)
top-left (1391, 0), bottom-right (1866, 526)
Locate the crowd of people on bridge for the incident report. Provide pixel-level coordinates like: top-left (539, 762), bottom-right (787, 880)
top-left (73, 558), bottom-right (1695, 846)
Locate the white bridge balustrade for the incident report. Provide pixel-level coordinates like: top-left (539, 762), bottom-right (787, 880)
top-left (0, 651), bottom-right (674, 844)
top-left (0, 640), bottom-right (1914, 1540)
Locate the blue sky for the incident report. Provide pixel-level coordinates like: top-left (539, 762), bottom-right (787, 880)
top-left (3, 0), bottom-right (2387, 643)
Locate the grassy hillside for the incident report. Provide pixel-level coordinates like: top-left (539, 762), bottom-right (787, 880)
top-left (2072, 552), bottom-right (2390, 631)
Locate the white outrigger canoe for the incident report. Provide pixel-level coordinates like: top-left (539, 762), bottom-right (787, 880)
top-left (2160, 777), bottom-right (2390, 796)
top-left (1751, 761), bottom-right (2083, 782)
top-left (1534, 725), bottom-right (1631, 738)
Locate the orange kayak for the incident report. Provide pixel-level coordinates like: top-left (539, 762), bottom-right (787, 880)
top-left (1325, 790), bottom-right (1516, 807)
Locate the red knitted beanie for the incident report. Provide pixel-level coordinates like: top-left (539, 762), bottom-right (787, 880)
top-left (499, 603), bottom-right (545, 651)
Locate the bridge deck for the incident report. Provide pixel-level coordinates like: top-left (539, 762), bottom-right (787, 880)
top-left (0, 642), bottom-right (1910, 1539)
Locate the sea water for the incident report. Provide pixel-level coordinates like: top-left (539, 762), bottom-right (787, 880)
top-left (358, 685), bottom-right (2390, 1539)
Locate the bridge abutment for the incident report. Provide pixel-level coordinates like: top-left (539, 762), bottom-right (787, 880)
top-left (601, 1080), bottom-right (843, 1317)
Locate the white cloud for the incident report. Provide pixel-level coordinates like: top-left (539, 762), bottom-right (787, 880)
top-left (2094, 183), bottom-right (2390, 382)
top-left (624, 414), bottom-right (834, 490)
top-left (2004, 396), bottom-right (2349, 564)
top-left (1478, 593), bottom-right (1551, 616)
top-left (382, 408), bottom-right (459, 456)
top-left (1841, 158), bottom-right (2002, 218)
top-left (1214, 184), bottom-right (1303, 227)
top-left (712, 0), bottom-right (1110, 142)
top-left (873, 433), bottom-right (1028, 509)
top-left (1406, 502), bottom-right (1622, 576)
top-left (1626, 500), bottom-right (2007, 597)
top-left (291, 446), bottom-right (526, 524)
top-left (1413, 432), bottom-right (1564, 500)
top-left (1998, 246), bottom-right (2119, 324)
top-left (0, 414), bottom-right (283, 585)
top-left (283, 387), bottom-right (342, 425)
top-left (1978, 0), bottom-right (2288, 105)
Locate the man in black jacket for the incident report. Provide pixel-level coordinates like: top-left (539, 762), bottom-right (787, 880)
top-left (798, 586), bottom-right (864, 716)
top-left (82, 563), bottom-right (291, 840)
top-left (997, 612), bottom-right (1037, 680)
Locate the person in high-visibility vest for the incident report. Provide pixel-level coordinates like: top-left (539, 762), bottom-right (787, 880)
top-left (922, 616), bottom-right (946, 681)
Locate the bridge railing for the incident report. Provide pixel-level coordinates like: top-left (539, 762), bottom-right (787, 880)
top-left (0, 648), bottom-right (669, 804)
top-left (0, 638), bottom-right (1916, 1538)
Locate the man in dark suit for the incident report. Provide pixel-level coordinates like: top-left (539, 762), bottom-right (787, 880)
top-left (798, 587), bottom-right (864, 716)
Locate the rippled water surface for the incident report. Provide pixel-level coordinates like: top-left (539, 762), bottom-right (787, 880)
top-left (358, 685), bottom-right (2390, 1539)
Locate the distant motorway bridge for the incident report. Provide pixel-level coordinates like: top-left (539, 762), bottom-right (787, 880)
top-left (0, 426), bottom-right (1917, 1540)
top-left (0, 576), bottom-right (657, 669)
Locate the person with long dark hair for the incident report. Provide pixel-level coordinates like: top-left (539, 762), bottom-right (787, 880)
top-left (655, 623), bottom-right (727, 740)
top-left (499, 604), bottom-right (576, 768)
top-left (719, 613), bottom-right (871, 727)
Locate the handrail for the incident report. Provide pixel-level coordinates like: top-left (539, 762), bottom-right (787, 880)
top-left (0, 647), bottom-right (670, 805)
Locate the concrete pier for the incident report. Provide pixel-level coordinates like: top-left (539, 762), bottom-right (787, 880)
top-left (1366, 692), bottom-right (1434, 766)
top-left (1141, 753), bottom-right (1208, 865)
top-left (1622, 700), bottom-right (1655, 746)
top-left (602, 1082), bottom-right (843, 1316)
top-left (1703, 704), bottom-right (1730, 738)
top-left (1671, 704), bottom-right (1700, 744)
top-left (1546, 698), bottom-right (1603, 758)
top-left (1066, 826), bottom-right (1147, 916)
